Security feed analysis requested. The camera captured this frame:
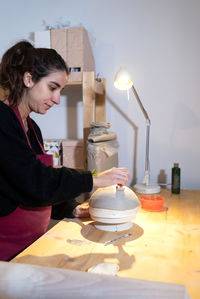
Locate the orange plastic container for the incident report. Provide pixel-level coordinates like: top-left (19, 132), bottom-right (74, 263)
top-left (139, 194), bottom-right (165, 212)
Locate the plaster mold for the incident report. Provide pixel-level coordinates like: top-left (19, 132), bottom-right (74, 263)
top-left (89, 185), bottom-right (140, 232)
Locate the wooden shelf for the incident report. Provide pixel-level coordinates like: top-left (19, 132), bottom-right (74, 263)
top-left (65, 81), bottom-right (82, 86)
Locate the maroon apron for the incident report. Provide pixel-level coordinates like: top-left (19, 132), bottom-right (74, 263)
top-left (0, 108), bottom-right (53, 261)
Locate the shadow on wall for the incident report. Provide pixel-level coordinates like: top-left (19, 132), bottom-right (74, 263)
top-left (106, 95), bottom-right (138, 186)
top-left (157, 169), bottom-right (167, 188)
top-left (61, 87), bottom-right (139, 185)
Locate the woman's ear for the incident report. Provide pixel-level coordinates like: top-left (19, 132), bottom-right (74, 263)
top-left (23, 72), bottom-right (34, 88)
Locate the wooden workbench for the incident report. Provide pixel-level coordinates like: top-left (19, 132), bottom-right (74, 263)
top-left (10, 189), bottom-right (200, 299)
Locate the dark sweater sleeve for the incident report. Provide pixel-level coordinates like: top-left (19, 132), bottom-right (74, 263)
top-left (0, 102), bottom-right (93, 216)
top-left (51, 200), bottom-right (79, 219)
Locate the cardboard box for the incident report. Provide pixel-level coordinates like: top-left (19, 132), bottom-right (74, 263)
top-left (50, 27), bottom-right (95, 82)
top-left (62, 139), bottom-right (84, 169)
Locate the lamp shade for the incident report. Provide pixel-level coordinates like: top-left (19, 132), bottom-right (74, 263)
top-left (114, 68), bottom-right (133, 90)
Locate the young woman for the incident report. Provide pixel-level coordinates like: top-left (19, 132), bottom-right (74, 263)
top-left (0, 41), bottom-right (130, 261)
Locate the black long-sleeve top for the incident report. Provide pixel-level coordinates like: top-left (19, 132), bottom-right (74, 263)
top-left (0, 101), bottom-right (93, 219)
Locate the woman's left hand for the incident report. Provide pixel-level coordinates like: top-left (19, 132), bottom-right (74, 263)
top-left (72, 201), bottom-right (90, 218)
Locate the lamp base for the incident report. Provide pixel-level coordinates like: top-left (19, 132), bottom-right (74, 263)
top-left (133, 183), bottom-right (160, 194)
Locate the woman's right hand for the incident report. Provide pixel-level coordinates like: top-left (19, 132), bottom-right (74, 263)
top-left (92, 167), bottom-right (130, 188)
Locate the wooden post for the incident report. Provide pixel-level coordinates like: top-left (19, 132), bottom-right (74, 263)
top-left (95, 78), bottom-right (106, 123)
top-left (82, 72), bottom-right (95, 169)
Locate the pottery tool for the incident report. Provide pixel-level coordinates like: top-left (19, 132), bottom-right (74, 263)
top-left (104, 233), bottom-right (132, 246)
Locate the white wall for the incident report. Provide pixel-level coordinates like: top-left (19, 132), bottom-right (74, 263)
top-left (0, 0), bottom-right (199, 189)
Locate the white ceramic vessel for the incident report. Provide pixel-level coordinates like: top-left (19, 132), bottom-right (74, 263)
top-left (89, 185), bottom-right (140, 232)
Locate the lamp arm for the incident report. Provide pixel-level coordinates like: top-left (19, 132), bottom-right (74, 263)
top-left (131, 85), bottom-right (150, 125)
top-left (131, 85), bottom-right (150, 185)
top-left (143, 123), bottom-right (150, 185)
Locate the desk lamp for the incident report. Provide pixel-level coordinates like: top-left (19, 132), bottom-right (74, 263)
top-left (114, 68), bottom-right (160, 194)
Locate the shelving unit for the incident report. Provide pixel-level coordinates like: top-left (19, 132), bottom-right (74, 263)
top-left (47, 27), bottom-right (106, 169)
top-left (65, 72), bottom-right (106, 169)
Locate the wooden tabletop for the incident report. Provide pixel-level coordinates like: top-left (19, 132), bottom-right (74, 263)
top-left (12, 189), bottom-right (200, 299)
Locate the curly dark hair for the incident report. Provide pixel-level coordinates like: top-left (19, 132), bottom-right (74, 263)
top-left (0, 40), bottom-right (69, 107)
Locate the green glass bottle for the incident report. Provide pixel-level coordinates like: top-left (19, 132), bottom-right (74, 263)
top-left (171, 163), bottom-right (181, 194)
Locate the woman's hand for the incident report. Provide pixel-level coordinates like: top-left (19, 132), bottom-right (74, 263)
top-left (92, 167), bottom-right (130, 188)
top-left (72, 201), bottom-right (90, 218)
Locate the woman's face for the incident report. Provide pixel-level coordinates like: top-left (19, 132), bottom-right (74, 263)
top-left (25, 70), bottom-right (67, 114)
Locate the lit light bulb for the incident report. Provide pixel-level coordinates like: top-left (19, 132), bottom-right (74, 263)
top-left (114, 68), bottom-right (133, 90)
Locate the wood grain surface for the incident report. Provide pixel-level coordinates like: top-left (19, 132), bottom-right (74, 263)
top-left (0, 260), bottom-right (189, 299)
top-left (11, 189), bottom-right (200, 299)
